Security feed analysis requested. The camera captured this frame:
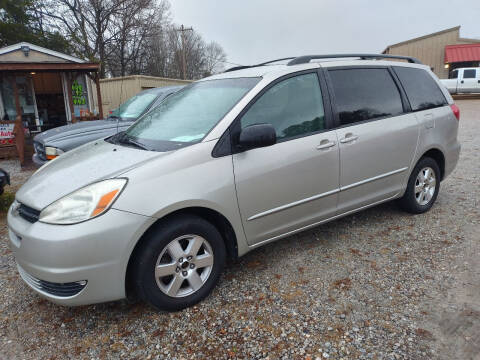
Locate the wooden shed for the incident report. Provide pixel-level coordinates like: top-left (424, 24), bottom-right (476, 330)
top-left (0, 42), bottom-right (103, 164)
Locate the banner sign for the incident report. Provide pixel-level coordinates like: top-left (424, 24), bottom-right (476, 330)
top-left (0, 123), bottom-right (15, 145)
top-left (72, 77), bottom-right (90, 117)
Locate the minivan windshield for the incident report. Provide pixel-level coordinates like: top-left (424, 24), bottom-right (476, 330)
top-left (121, 77), bottom-right (260, 151)
top-left (108, 92), bottom-right (159, 120)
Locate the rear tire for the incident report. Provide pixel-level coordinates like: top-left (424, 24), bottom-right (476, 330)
top-left (398, 157), bottom-right (440, 214)
top-left (131, 214), bottom-right (226, 311)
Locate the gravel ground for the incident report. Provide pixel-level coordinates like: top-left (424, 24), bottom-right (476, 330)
top-left (0, 159), bottom-right (36, 192)
top-left (0, 100), bottom-right (479, 360)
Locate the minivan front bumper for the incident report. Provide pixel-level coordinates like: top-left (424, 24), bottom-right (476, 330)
top-left (7, 206), bottom-right (155, 306)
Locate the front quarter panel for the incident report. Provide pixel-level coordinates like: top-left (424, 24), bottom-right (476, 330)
top-left (112, 141), bottom-right (249, 257)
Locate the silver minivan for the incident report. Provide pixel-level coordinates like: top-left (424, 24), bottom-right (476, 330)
top-left (8, 54), bottom-right (461, 311)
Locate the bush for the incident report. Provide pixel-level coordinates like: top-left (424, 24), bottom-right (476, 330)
top-left (0, 191), bottom-right (15, 213)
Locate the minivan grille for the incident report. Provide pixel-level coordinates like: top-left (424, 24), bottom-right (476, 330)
top-left (18, 204), bottom-right (40, 223)
top-left (18, 265), bottom-right (87, 297)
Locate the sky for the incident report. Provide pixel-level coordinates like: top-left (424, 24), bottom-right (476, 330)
top-left (169, 0), bottom-right (480, 67)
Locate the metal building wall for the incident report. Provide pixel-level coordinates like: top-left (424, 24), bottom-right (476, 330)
top-left (384, 27), bottom-right (479, 79)
top-left (89, 75), bottom-right (191, 115)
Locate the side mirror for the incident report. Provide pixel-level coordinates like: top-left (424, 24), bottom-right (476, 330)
top-left (238, 124), bottom-right (276, 150)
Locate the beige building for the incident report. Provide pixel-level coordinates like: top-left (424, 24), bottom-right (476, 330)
top-left (93, 75), bottom-right (191, 115)
top-left (383, 26), bottom-right (480, 79)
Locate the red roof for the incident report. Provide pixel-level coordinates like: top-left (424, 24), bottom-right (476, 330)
top-left (445, 43), bottom-right (480, 63)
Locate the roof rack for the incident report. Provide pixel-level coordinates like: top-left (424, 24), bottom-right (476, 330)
top-left (287, 54), bottom-right (422, 65)
top-left (224, 57), bottom-right (296, 73)
top-left (223, 54), bottom-right (422, 73)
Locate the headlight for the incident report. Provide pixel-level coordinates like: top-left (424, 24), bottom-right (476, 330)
top-left (45, 146), bottom-right (64, 160)
top-left (39, 179), bottom-right (127, 225)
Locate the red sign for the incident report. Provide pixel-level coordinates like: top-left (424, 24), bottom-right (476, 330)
top-left (0, 123), bottom-right (15, 146)
top-left (0, 123), bottom-right (14, 139)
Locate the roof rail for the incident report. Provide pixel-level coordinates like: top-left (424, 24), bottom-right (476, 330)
top-left (287, 54), bottom-right (422, 65)
top-left (224, 57), bottom-right (296, 73)
top-left (223, 54), bottom-right (423, 73)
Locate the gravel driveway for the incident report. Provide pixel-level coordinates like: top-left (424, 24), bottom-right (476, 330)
top-left (1, 100), bottom-right (479, 360)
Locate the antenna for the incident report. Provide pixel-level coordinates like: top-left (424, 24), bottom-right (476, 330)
top-left (116, 75), bottom-right (124, 134)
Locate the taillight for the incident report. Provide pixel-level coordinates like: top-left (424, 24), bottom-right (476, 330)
top-left (450, 104), bottom-right (460, 121)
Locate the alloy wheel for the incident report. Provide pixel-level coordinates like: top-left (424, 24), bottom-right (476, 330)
top-left (414, 167), bottom-right (436, 206)
top-left (154, 235), bottom-right (214, 298)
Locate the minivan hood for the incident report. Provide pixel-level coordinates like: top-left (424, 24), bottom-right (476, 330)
top-left (34, 120), bottom-right (130, 145)
top-left (16, 140), bottom-right (165, 210)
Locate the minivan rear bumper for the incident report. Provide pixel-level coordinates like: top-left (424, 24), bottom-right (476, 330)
top-left (444, 141), bottom-right (461, 179)
top-left (7, 206), bottom-right (155, 306)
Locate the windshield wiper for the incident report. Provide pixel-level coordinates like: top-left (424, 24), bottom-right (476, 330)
top-left (118, 133), bottom-right (149, 150)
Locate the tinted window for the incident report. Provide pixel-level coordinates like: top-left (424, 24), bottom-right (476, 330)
top-left (241, 73), bottom-right (325, 141)
top-left (449, 70), bottom-right (458, 79)
top-left (394, 67), bottom-right (447, 111)
top-left (329, 68), bottom-right (403, 126)
top-left (463, 69), bottom-right (476, 79)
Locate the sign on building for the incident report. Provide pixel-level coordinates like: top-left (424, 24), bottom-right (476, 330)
top-left (0, 123), bottom-right (15, 145)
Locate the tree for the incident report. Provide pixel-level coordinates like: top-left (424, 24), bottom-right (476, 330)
top-left (203, 41), bottom-right (226, 76)
top-left (145, 25), bottom-right (226, 80)
top-left (0, 0), bottom-right (70, 52)
top-left (107, 0), bottom-right (170, 77)
top-left (37, 0), bottom-right (228, 79)
top-left (38, 0), bottom-right (125, 77)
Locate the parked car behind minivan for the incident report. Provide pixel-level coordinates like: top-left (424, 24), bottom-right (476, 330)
top-left (32, 85), bottom-right (183, 165)
top-left (8, 54), bottom-right (460, 311)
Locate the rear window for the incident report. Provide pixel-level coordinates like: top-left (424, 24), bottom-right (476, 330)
top-left (463, 69), bottom-right (477, 79)
top-left (394, 67), bottom-right (447, 111)
top-left (328, 68), bottom-right (404, 126)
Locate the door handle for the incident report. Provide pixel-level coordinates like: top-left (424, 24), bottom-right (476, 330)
top-left (340, 134), bottom-right (359, 143)
top-left (461, 80), bottom-right (464, 84)
top-left (316, 140), bottom-right (336, 150)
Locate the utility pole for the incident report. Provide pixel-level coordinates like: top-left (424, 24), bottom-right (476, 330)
top-left (177, 24), bottom-right (193, 80)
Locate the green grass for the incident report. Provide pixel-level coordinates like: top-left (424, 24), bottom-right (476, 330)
top-left (0, 191), bottom-right (15, 213)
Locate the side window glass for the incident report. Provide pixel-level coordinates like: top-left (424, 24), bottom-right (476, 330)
top-left (449, 70), bottom-right (458, 79)
top-left (394, 67), bottom-right (447, 111)
top-left (240, 73), bottom-right (325, 141)
top-left (463, 69), bottom-right (476, 79)
top-left (329, 68), bottom-right (403, 126)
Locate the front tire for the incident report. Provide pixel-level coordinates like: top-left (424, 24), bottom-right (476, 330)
top-left (398, 157), bottom-right (440, 214)
top-left (132, 214), bottom-right (226, 311)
